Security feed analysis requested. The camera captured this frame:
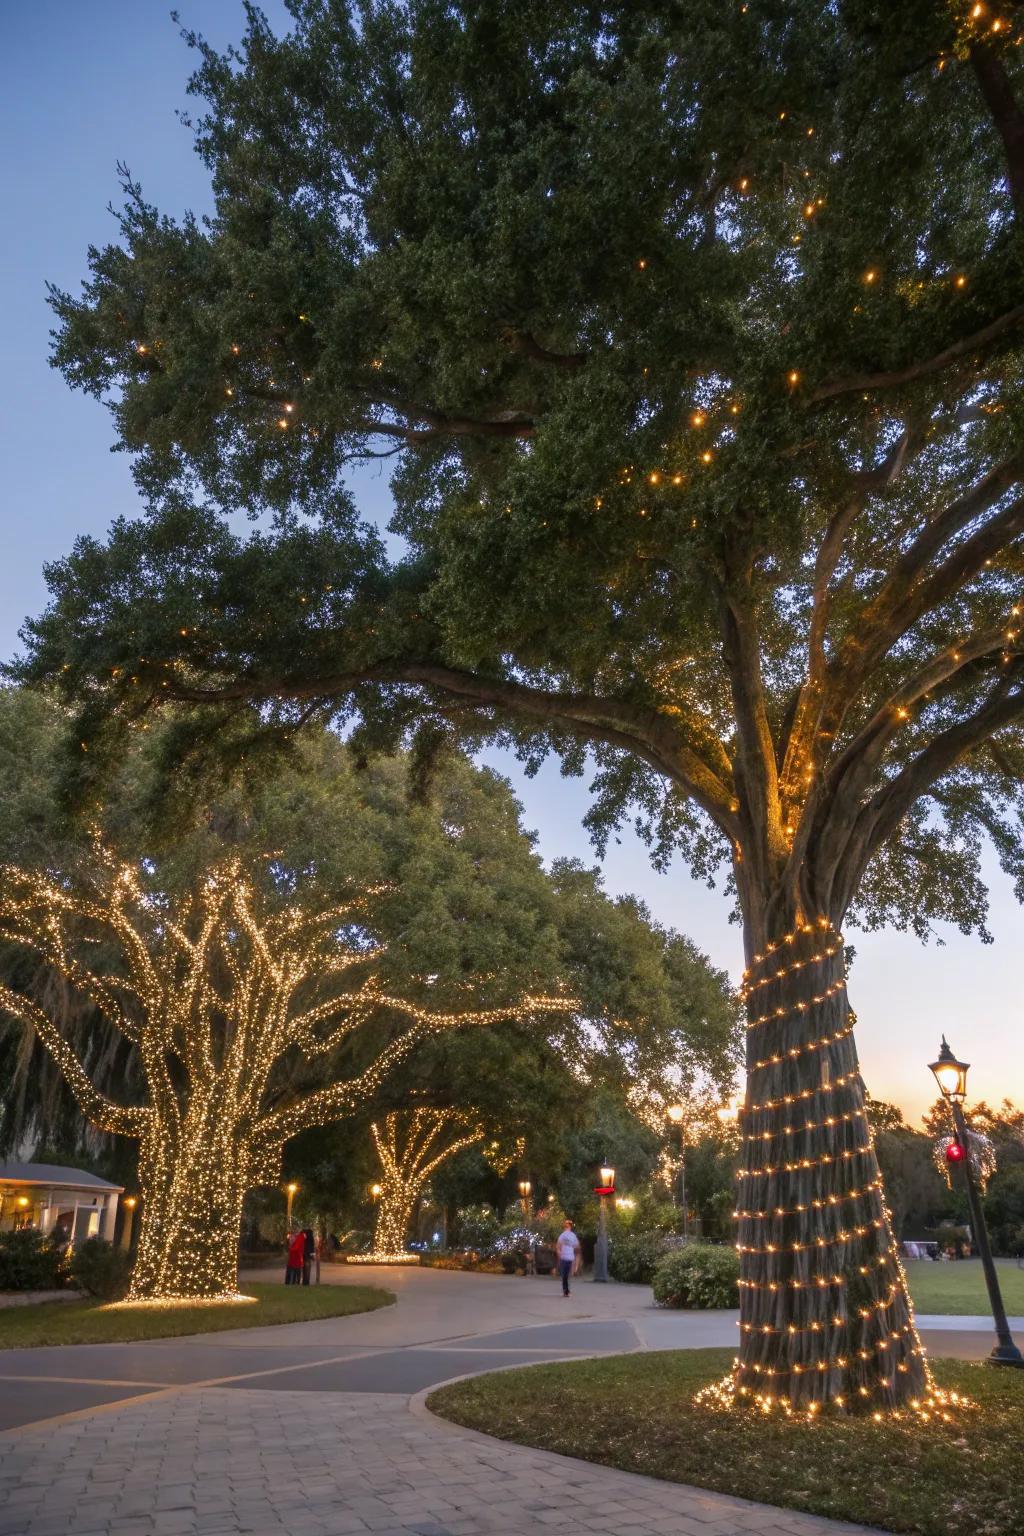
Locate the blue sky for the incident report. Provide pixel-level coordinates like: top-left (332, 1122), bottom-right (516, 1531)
top-left (3, 2), bottom-right (1021, 1121)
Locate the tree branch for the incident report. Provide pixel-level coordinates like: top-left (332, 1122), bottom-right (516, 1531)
top-left (165, 662), bottom-right (738, 834)
top-left (838, 665), bottom-right (1024, 906)
top-left (809, 307), bottom-right (1024, 403)
top-left (255, 1028), bottom-right (426, 1144)
top-left (718, 574), bottom-right (784, 885)
top-left (824, 462), bottom-right (1024, 724)
top-left (0, 982), bottom-right (151, 1136)
top-left (970, 40), bottom-right (1024, 222)
top-left (500, 329), bottom-right (588, 370)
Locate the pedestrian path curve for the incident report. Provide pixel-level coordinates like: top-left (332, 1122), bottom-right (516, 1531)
top-left (0, 1265), bottom-right (1013, 1536)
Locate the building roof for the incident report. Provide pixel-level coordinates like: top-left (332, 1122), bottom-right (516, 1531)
top-left (0, 1162), bottom-right (123, 1193)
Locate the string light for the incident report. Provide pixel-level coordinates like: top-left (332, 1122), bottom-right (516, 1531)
top-left (735, 1175), bottom-right (885, 1220)
top-left (0, 851), bottom-right (577, 1301)
top-left (742, 939), bottom-right (843, 997)
top-left (745, 1067), bottom-right (862, 1112)
top-left (745, 975), bottom-right (847, 1029)
top-left (749, 1018), bottom-right (856, 1073)
top-left (736, 1217), bottom-right (886, 1254)
top-left (737, 1140), bottom-right (874, 1179)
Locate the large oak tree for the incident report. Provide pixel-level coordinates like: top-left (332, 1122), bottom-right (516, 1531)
top-left (22, 2), bottom-right (1024, 1407)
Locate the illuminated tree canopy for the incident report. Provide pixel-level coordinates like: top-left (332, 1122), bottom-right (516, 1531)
top-left (0, 847), bottom-right (574, 1298)
top-left (20, 0), bottom-right (1024, 1404)
top-left (0, 695), bottom-right (739, 1295)
top-left (0, 693), bottom-right (740, 1162)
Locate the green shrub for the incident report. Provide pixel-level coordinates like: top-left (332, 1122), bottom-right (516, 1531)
top-left (0, 1229), bottom-right (68, 1291)
top-left (451, 1204), bottom-right (501, 1251)
top-left (608, 1228), bottom-right (670, 1284)
top-left (67, 1237), bottom-right (133, 1300)
top-left (652, 1242), bottom-right (739, 1309)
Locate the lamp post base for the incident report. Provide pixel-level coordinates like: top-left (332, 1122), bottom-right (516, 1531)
top-left (987, 1343), bottom-right (1024, 1368)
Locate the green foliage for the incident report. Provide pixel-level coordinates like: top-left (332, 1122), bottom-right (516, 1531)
top-left (608, 1228), bottom-right (670, 1285)
top-left (681, 1132), bottom-right (741, 1242)
top-left (652, 1242), bottom-right (740, 1309)
top-left (865, 1099), bottom-right (950, 1239)
top-left (553, 1088), bottom-right (663, 1217)
top-left (0, 689), bottom-right (740, 1168)
top-left (23, 2), bottom-right (1024, 947)
top-left (0, 1229), bottom-right (67, 1292)
top-left (67, 1237), bottom-right (133, 1300)
top-left (449, 1204), bottom-right (501, 1253)
top-left (984, 1165), bottom-right (1024, 1254)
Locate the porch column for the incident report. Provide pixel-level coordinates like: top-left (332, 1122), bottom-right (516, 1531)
top-left (100, 1195), bottom-right (118, 1243)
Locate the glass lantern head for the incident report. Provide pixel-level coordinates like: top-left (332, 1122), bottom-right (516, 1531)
top-left (929, 1037), bottom-right (969, 1102)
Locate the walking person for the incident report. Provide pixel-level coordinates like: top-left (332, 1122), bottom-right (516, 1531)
top-left (555, 1219), bottom-right (580, 1297)
top-left (302, 1226), bottom-right (316, 1286)
top-left (285, 1227), bottom-right (305, 1285)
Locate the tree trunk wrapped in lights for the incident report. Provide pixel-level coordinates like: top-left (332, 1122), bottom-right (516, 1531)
top-left (369, 1108), bottom-right (482, 1256)
top-left (0, 852), bottom-right (574, 1299)
top-left (734, 920), bottom-right (923, 1412)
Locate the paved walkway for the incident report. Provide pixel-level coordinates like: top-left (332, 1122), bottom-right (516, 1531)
top-left (0, 1266), bottom-right (1016, 1536)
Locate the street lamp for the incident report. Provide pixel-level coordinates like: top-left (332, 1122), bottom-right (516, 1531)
top-left (285, 1181), bottom-right (299, 1228)
top-left (666, 1104), bottom-right (689, 1238)
top-left (370, 1183), bottom-right (382, 1201)
top-left (518, 1179), bottom-right (532, 1221)
top-left (929, 1037), bottom-right (1023, 1368)
top-left (593, 1165), bottom-right (615, 1284)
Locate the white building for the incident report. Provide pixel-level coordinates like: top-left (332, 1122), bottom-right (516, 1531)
top-left (0, 1162), bottom-right (123, 1246)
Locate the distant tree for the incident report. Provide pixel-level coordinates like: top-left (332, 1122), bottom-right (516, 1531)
top-left (865, 1100), bottom-right (948, 1240)
top-left (685, 1130), bottom-right (743, 1244)
top-left (368, 1108), bottom-right (485, 1255)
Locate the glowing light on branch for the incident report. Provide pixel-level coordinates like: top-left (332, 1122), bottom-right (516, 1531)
top-left (0, 850), bottom-right (576, 1301)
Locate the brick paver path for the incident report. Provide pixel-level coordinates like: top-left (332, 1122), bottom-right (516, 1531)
top-left (0, 1385), bottom-right (883, 1536)
top-left (1, 1265), bottom-right (1000, 1536)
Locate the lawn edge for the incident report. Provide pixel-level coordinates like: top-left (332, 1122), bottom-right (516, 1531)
top-left (416, 1364), bottom-right (887, 1531)
top-left (0, 1281), bottom-right (396, 1350)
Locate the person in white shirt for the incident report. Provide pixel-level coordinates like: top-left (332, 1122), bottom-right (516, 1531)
top-left (555, 1219), bottom-right (581, 1296)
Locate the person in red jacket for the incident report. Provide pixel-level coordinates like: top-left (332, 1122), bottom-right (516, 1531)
top-left (285, 1228), bottom-right (305, 1285)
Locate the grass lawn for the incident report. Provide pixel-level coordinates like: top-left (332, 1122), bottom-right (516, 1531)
top-left (906, 1257), bottom-right (1024, 1315)
top-left (429, 1349), bottom-right (1022, 1536)
top-left (0, 1281), bottom-right (393, 1348)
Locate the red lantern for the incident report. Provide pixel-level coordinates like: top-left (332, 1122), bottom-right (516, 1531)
top-left (946, 1138), bottom-right (966, 1165)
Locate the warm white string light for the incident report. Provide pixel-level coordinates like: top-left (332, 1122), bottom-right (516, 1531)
top-left (0, 849), bottom-right (577, 1300)
top-left (367, 1107), bottom-right (484, 1259)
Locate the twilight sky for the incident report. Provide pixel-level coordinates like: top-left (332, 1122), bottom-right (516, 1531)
top-left (3, 2), bottom-right (1021, 1122)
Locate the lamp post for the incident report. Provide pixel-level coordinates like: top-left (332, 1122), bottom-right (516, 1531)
top-left (593, 1165), bottom-right (615, 1283)
top-left (121, 1196), bottom-right (137, 1251)
top-left (929, 1037), bottom-right (1023, 1368)
top-left (285, 1181), bottom-right (299, 1229)
top-left (518, 1179), bottom-right (532, 1223)
top-left (666, 1104), bottom-right (688, 1238)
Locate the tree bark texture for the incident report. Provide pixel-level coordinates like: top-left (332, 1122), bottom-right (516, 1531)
top-left (735, 919), bottom-right (928, 1411)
